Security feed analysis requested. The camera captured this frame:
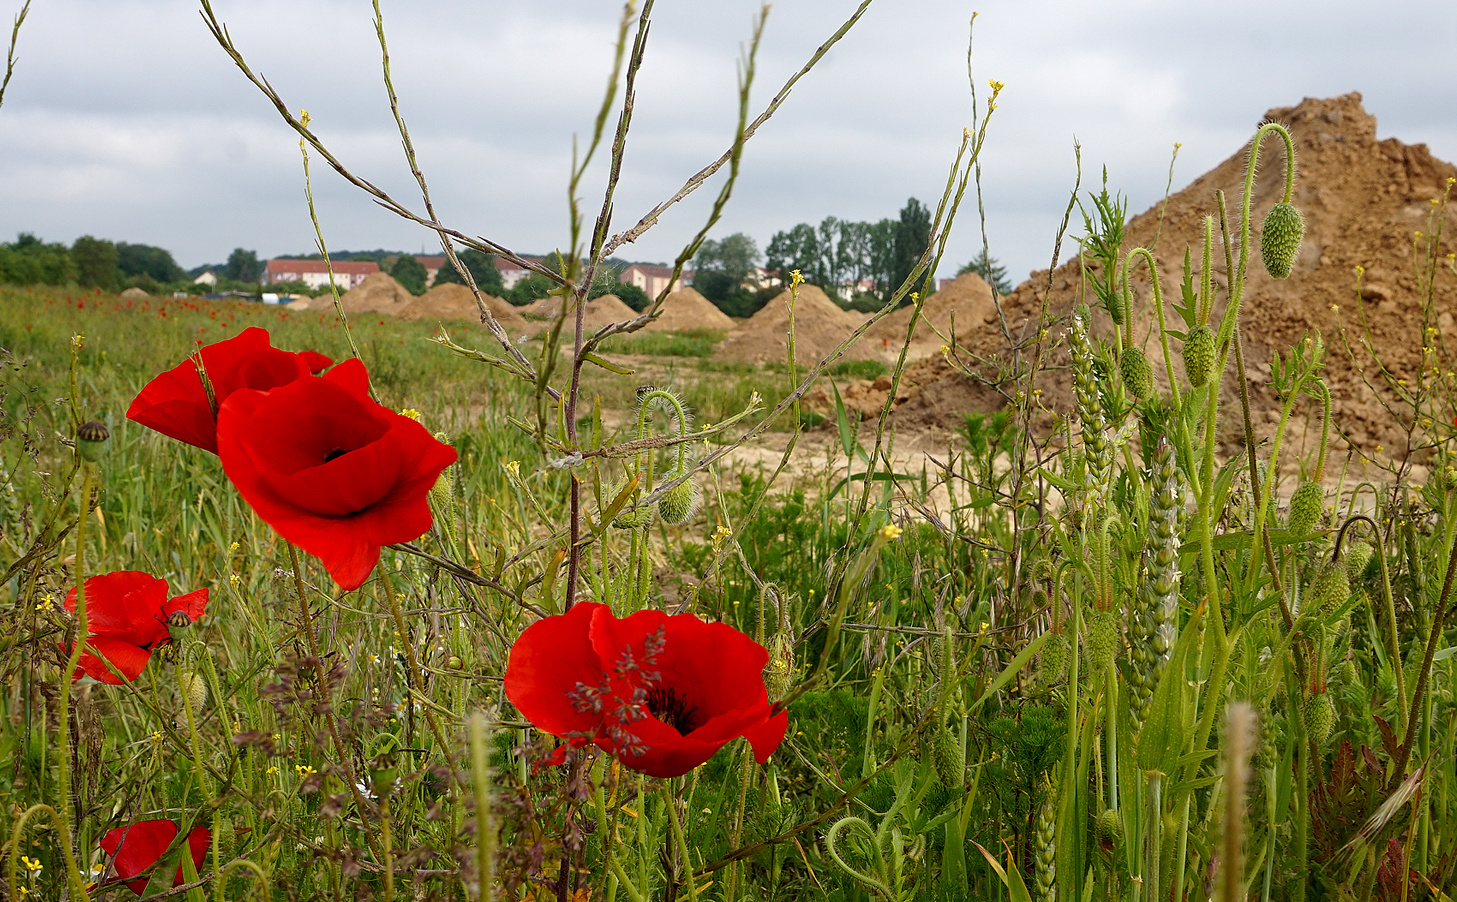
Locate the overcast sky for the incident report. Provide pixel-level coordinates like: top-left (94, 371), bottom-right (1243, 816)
top-left (1, 0), bottom-right (1454, 285)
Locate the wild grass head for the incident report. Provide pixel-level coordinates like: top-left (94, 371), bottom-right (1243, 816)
top-left (3, 2), bottom-right (1457, 902)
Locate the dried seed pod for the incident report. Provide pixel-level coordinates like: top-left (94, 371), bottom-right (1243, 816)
top-left (1286, 481), bottom-right (1324, 537)
top-left (1120, 347), bottom-right (1153, 401)
top-left (1260, 202), bottom-right (1305, 279)
top-left (1182, 323), bottom-right (1216, 388)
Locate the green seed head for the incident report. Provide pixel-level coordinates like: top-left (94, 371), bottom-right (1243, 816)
top-left (77, 420), bottom-right (110, 463)
top-left (1120, 347), bottom-right (1153, 401)
top-left (1261, 202), bottom-right (1305, 279)
top-left (1182, 324), bottom-right (1216, 388)
top-left (1286, 481), bottom-right (1324, 537)
top-left (1304, 691), bottom-right (1335, 745)
top-left (1086, 611), bottom-right (1118, 675)
top-left (656, 468), bottom-right (700, 525)
top-left (931, 724), bottom-right (965, 787)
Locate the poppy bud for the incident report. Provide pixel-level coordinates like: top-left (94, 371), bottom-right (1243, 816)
top-left (1036, 632), bottom-right (1069, 689)
top-left (77, 420), bottom-right (110, 462)
top-left (1095, 809), bottom-right (1123, 858)
top-left (180, 671), bottom-right (208, 710)
top-left (1086, 610), bottom-right (1118, 675)
top-left (1119, 348), bottom-right (1153, 401)
top-left (1303, 691), bottom-right (1334, 745)
top-left (1308, 561), bottom-right (1350, 618)
top-left (1286, 481), bottom-right (1323, 537)
top-left (607, 478), bottom-right (654, 530)
top-left (1260, 202), bottom-right (1304, 279)
top-left (657, 468), bottom-right (700, 525)
top-left (930, 724), bottom-right (964, 787)
top-left (1343, 541), bottom-right (1373, 585)
top-left (764, 634), bottom-right (793, 701)
top-left (1183, 324), bottom-right (1216, 388)
top-left (446, 655), bottom-right (462, 670)
top-left (1106, 286), bottom-right (1126, 327)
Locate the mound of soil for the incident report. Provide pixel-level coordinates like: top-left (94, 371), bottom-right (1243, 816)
top-left (901, 93), bottom-right (1457, 460)
top-left (859, 272), bottom-right (999, 363)
top-left (525, 294), bottom-right (639, 333)
top-left (716, 284), bottom-right (869, 365)
top-left (641, 286), bottom-right (736, 333)
top-left (398, 283), bottom-right (530, 333)
top-left (120, 287), bottom-right (149, 299)
top-left (312, 272), bottom-right (415, 316)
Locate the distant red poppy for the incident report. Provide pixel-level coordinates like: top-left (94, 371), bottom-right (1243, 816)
top-left (127, 327), bottom-right (332, 453)
top-left (216, 358), bottom-right (456, 590)
top-left (99, 820), bottom-right (210, 895)
top-left (62, 571), bottom-right (207, 683)
top-left (504, 603), bottom-right (788, 778)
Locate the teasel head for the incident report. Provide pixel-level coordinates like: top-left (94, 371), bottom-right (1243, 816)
top-left (1129, 439), bottom-right (1182, 727)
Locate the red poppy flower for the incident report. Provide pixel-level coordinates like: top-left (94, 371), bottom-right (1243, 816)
top-left (62, 571), bottom-right (207, 684)
top-left (504, 602), bottom-right (788, 778)
top-left (99, 820), bottom-right (210, 895)
top-left (127, 327), bottom-right (332, 453)
top-left (216, 358), bottom-right (457, 591)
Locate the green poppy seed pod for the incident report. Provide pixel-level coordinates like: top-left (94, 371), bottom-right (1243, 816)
top-left (1036, 632), bottom-right (1069, 689)
top-left (446, 654), bottom-right (463, 670)
top-left (1086, 610), bottom-right (1118, 675)
top-left (1260, 202), bottom-right (1305, 279)
top-left (1344, 541), bottom-right (1373, 585)
top-left (1119, 347), bottom-right (1153, 401)
top-left (1286, 481), bottom-right (1324, 537)
top-left (930, 724), bottom-right (964, 787)
top-left (77, 420), bottom-right (110, 463)
top-left (1182, 324), bottom-right (1216, 388)
top-left (1310, 561), bottom-right (1350, 617)
top-left (1304, 691), bottom-right (1335, 745)
top-left (180, 671), bottom-right (208, 711)
top-left (656, 468), bottom-right (700, 525)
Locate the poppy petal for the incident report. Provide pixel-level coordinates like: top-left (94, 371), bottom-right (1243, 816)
top-left (161, 588), bottom-right (209, 626)
top-left (100, 820), bottom-right (175, 895)
top-left (72, 636), bottom-right (154, 684)
top-left (505, 603), bottom-right (607, 739)
top-left (65, 571), bottom-right (171, 647)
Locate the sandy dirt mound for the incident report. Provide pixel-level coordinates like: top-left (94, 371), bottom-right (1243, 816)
top-left (907, 93), bottom-right (1456, 461)
top-left (312, 272), bottom-right (415, 316)
top-left (120, 287), bottom-right (149, 299)
top-left (525, 294), bottom-right (639, 333)
top-left (641, 286), bottom-right (735, 333)
top-left (398, 283), bottom-right (529, 332)
top-left (717, 284), bottom-right (872, 365)
top-left (858, 273), bottom-right (999, 363)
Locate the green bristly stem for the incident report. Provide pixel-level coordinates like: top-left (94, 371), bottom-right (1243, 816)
top-left (1123, 247), bottom-right (1181, 411)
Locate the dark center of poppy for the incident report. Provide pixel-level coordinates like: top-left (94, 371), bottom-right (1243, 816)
top-left (646, 686), bottom-right (700, 736)
top-left (324, 448), bottom-right (349, 463)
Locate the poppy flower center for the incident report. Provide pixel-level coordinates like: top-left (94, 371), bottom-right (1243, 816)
top-left (324, 448), bottom-right (349, 462)
top-left (646, 686), bottom-right (700, 736)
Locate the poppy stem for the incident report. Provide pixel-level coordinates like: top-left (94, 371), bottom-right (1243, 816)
top-left (53, 460), bottom-right (93, 902)
top-left (664, 780), bottom-right (700, 902)
top-left (375, 563), bottom-right (456, 761)
top-left (284, 543), bottom-right (382, 856)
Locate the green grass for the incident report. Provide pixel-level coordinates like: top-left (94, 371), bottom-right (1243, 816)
top-left (598, 329), bottom-right (725, 358)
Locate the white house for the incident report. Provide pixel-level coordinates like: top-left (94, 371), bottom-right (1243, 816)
top-left (193, 271), bottom-right (218, 286)
top-left (265, 259), bottom-right (379, 290)
top-left (619, 263), bottom-right (688, 299)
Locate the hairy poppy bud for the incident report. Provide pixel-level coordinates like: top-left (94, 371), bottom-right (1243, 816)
top-left (1037, 632), bottom-right (1069, 689)
top-left (930, 725), bottom-right (964, 787)
top-left (77, 420), bottom-right (110, 462)
top-left (1095, 809), bottom-right (1123, 858)
top-left (1120, 348), bottom-right (1153, 401)
top-left (1309, 561), bottom-right (1350, 617)
top-left (1183, 324), bottom-right (1216, 388)
top-left (1106, 287), bottom-right (1126, 326)
top-left (657, 468), bottom-right (699, 525)
top-left (764, 634), bottom-right (793, 701)
top-left (1261, 202), bottom-right (1304, 279)
top-left (1344, 541), bottom-right (1373, 585)
top-left (1286, 481), bottom-right (1324, 537)
top-left (606, 479), bottom-right (654, 529)
top-left (1303, 691), bottom-right (1334, 745)
top-left (1086, 611), bottom-right (1118, 675)
top-left (180, 671), bottom-right (209, 710)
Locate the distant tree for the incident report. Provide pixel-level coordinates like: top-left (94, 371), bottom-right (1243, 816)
top-left (507, 272), bottom-right (556, 307)
top-left (116, 242), bottom-right (186, 284)
top-left (225, 248), bottom-right (261, 282)
top-left (433, 248), bottom-right (505, 295)
top-left (958, 248), bottom-right (1012, 294)
top-left (72, 235), bottom-right (118, 289)
top-left (692, 232), bottom-right (761, 313)
top-left (764, 224), bottom-right (819, 290)
top-left (887, 198), bottom-right (932, 305)
top-left (612, 282), bottom-right (650, 312)
top-left (390, 255), bottom-right (428, 295)
top-left (0, 234), bottom-right (77, 285)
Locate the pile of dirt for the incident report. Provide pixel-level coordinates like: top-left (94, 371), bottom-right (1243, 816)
top-left (398, 283), bottom-right (530, 333)
top-left (525, 294), bottom-right (639, 333)
top-left (859, 272), bottom-right (999, 363)
top-left (641, 286), bottom-right (736, 333)
top-left (716, 284), bottom-right (869, 364)
top-left (896, 93), bottom-right (1457, 459)
top-left (311, 272), bottom-right (415, 316)
top-left (120, 287), bottom-right (149, 299)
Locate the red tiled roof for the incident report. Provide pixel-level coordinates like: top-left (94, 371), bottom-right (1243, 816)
top-left (266, 259), bottom-right (379, 275)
